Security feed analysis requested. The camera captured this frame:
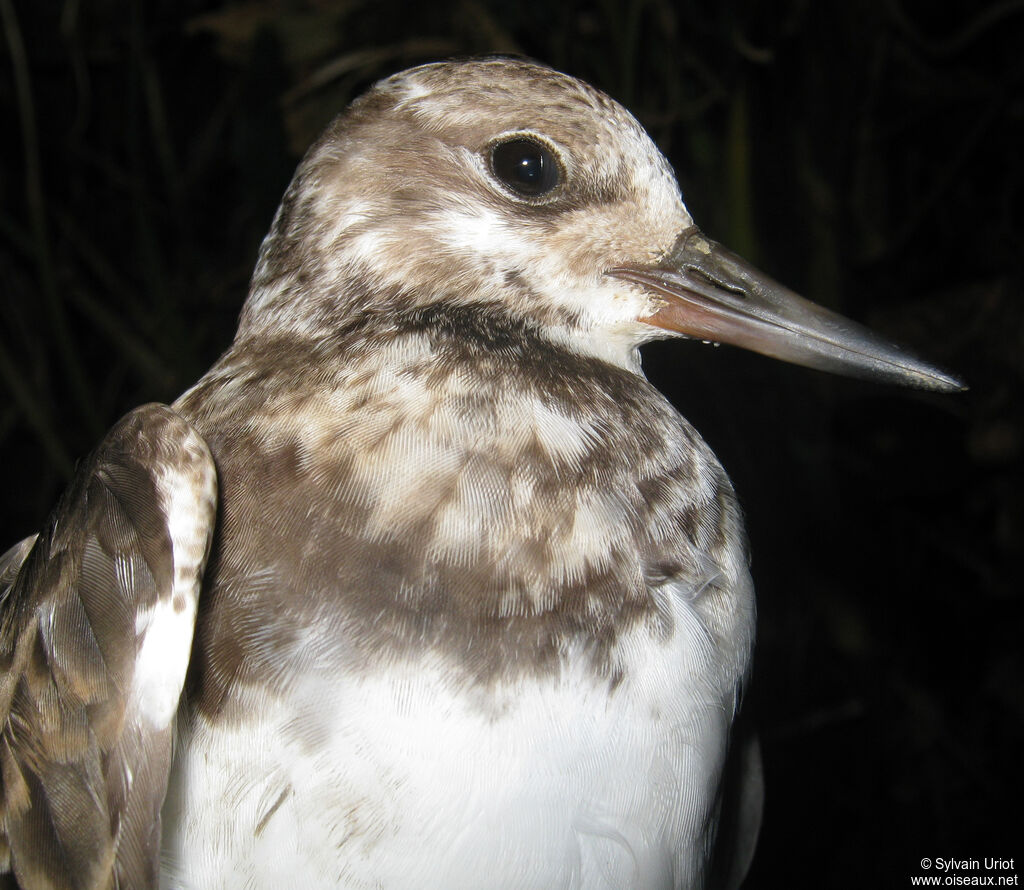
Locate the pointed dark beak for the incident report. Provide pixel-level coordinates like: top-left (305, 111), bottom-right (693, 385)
top-left (607, 227), bottom-right (965, 392)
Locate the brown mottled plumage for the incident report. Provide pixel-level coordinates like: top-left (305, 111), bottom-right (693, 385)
top-left (0, 407), bottom-right (215, 889)
top-left (0, 58), bottom-right (960, 890)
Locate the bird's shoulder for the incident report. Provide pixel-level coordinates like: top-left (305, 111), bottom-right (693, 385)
top-left (0, 403), bottom-right (216, 889)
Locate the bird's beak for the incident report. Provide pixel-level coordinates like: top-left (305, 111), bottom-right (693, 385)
top-left (607, 227), bottom-right (965, 392)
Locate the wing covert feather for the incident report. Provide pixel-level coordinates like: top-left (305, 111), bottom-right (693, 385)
top-left (0, 404), bottom-right (217, 890)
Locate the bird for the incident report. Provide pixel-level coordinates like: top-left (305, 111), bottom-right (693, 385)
top-left (0, 57), bottom-right (962, 890)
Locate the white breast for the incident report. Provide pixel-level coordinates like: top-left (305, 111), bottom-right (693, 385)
top-left (159, 572), bottom-right (751, 890)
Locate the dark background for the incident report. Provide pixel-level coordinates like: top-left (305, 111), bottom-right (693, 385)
top-left (1, 1), bottom-right (1020, 886)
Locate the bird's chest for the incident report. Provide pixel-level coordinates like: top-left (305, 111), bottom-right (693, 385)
top-left (166, 355), bottom-right (752, 888)
top-left (182, 364), bottom-right (738, 700)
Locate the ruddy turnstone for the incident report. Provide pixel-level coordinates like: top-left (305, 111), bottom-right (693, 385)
top-left (0, 58), bottom-right (961, 890)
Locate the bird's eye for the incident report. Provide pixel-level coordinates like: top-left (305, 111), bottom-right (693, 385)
top-left (490, 138), bottom-right (562, 198)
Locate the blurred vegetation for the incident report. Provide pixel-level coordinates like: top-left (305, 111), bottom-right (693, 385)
top-left (1, 0), bottom-right (1021, 884)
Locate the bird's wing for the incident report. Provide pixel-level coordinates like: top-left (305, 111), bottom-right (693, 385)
top-left (709, 703), bottom-right (764, 890)
top-left (0, 404), bottom-right (217, 890)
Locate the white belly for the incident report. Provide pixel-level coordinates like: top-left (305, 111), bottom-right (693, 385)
top-left (159, 598), bottom-right (744, 890)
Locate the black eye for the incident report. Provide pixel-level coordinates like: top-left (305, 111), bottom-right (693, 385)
top-left (490, 138), bottom-right (561, 198)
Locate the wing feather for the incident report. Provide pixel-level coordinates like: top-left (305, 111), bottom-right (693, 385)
top-left (0, 404), bottom-right (216, 890)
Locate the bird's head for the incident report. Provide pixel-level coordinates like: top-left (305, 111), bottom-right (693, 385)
top-left (239, 57), bottom-right (962, 391)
